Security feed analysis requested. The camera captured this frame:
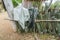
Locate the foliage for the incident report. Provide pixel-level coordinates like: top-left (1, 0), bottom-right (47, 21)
top-left (12, 0), bottom-right (60, 36)
top-left (12, 0), bottom-right (22, 7)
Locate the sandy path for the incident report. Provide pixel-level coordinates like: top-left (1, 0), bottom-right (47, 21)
top-left (0, 12), bottom-right (35, 40)
top-left (0, 12), bottom-right (24, 40)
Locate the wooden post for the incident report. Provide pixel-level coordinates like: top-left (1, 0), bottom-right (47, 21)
top-left (35, 20), bottom-right (60, 23)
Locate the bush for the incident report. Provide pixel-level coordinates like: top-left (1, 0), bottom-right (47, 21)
top-left (12, 0), bottom-right (22, 7)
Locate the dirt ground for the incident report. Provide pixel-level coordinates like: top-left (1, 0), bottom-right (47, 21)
top-left (0, 12), bottom-right (38, 40)
top-left (0, 12), bottom-right (58, 40)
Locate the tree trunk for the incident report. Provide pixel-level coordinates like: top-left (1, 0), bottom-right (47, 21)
top-left (3, 0), bottom-right (14, 19)
top-left (3, 0), bottom-right (17, 32)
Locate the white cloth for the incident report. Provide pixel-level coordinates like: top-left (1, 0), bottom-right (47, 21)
top-left (13, 4), bottom-right (30, 29)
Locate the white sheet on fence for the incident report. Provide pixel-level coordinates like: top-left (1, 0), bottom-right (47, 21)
top-left (13, 4), bottom-right (30, 29)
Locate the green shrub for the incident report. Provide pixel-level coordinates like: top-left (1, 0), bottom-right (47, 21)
top-left (12, 0), bottom-right (22, 7)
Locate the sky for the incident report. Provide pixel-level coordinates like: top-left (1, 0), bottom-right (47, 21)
top-left (52, 0), bottom-right (57, 4)
top-left (42, 0), bottom-right (58, 7)
top-left (46, 0), bottom-right (57, 4)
